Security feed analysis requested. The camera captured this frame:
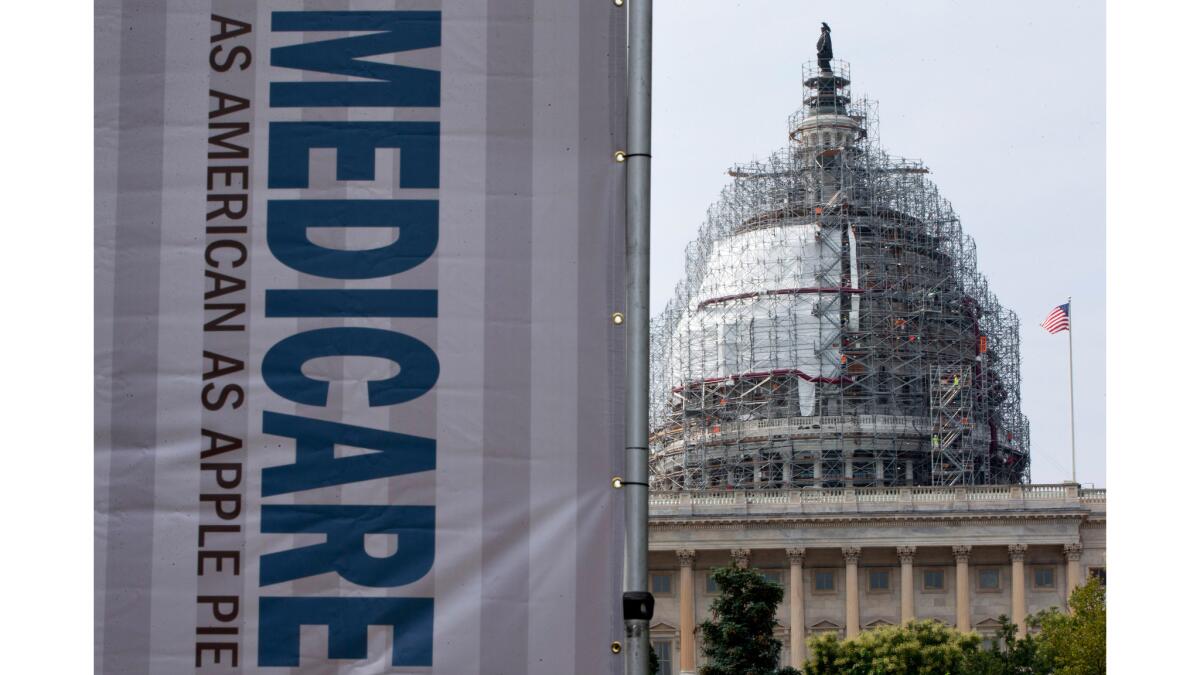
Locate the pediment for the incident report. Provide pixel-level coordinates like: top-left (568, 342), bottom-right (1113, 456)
top-left (808, 619), bottom-right (842, 631)
top-left (650, 620), bottom-right (679, 634)
top-left (864, 619), bottom-right (894, 629)
top-left (974, 617), bottom-right (1004, 631)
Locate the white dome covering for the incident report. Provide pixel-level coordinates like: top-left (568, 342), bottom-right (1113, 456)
top-left (662, 220), bottom-right (859, 416)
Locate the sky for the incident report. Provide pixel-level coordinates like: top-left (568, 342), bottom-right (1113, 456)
top-left (650, 0), bottom-right (1105, 487)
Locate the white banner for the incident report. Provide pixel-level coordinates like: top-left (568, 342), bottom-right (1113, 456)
top-left (95, 2), bottom-right (627, 672)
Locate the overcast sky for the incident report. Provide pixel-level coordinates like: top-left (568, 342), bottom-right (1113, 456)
top-left (650, 0), bottom-right (1105, 487)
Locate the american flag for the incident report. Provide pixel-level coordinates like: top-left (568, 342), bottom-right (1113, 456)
top-left (1041, 303), bottom-right (1070, 334)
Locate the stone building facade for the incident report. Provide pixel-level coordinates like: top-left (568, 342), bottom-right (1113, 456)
top-left (647, 483), bottom-right (1106, 674)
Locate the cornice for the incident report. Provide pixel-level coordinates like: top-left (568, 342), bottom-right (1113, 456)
top-left (649, 511), bottom-right (1092, 530)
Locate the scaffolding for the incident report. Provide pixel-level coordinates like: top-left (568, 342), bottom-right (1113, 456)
top-left (650, 59), bottom-right (1030, 491)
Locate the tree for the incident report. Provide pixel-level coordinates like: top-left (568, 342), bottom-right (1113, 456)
top-left (697, 565), bottom-right (785, 675)
top-left (804, 619), bottom-right (983, 675)
top-left (961, 615), bottom-right (1047, 675)
top-left (1030, 577), bottom-right (1106, 675)
top-left (801, 579), bottom-right (1104, 674)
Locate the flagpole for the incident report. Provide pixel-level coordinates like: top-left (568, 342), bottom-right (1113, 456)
top-left (1067, 297), bottom-right (1076, 483)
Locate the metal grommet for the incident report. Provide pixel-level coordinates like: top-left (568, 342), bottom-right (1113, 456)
top-left (610, 641), bottom-right (622, 654)
top-left (613, 0), bottom-right (625, 6)
top-left (611, 476), bottom-right (624, 489)
top-left (614, 150), bottom-right (627, 163)
top-left (612, 311), bottom-right (625, 325)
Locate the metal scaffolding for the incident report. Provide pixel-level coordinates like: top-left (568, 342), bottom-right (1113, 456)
top-left (650, 59), bottom-right (1030, 491)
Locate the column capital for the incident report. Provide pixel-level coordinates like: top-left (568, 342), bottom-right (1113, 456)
top-left (1063, 542), bottom-right (1083, 561)
top-left (1008, 543), bottom-right (1028, 562)
top-left (896, 546), bottom-right (917, 564)
top-left (786, 547), bottom-right (806, 565)
top-left (676, 549), bottom-right (696, 568)
top-left (841, 546), bottom-right (862, 564)
top-left (731, 548), bottom-right (751, 569)
top-left (952, 545), bottom-right (972, 563)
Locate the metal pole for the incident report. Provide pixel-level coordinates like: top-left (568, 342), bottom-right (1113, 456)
top-left (624, 1), bottom-right (652, 674)
top-left (1067, 297), bottom-right (1076, 483)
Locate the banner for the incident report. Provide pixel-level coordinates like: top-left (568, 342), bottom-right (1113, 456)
top-left (95, 1), bottom-right (627, 672)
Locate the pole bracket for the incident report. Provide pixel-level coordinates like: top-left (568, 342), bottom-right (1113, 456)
top-left (622, 591), bottom-right (655, 622)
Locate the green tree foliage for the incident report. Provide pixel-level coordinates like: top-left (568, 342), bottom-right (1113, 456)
top-left (692, 568), bottom-right (1104, 674)
top-left (1031, 577), bottom-right (1106, 675)
top-left (961, 615), bottom-right (1047, 675)
top-left (803, 578), bottom-right (1105, 674)
top-left (697, 566), bottom-right (785, 675)
top-left (649, 646), bottom-right (659, 675)
top-left (804, 619), bottom-right (983, 675)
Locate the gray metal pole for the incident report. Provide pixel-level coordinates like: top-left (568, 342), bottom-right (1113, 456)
top-left (624, 1), bottom-right (652, 674)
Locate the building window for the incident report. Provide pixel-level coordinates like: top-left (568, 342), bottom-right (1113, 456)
top-left (978, 568), bottom-right (1001, 592)
top-left (706, 573), bottom-right (719, 594)
top-left (922, 569), bottom-right (945, 591)
top-left (813, 570), bottom-right (836, 593)
top-left (1033, 567), bottom-right (1056, 590)
top-left (852, 461), bottom-right (874, 481)
top-left (1088, 567), bottom-right (1106, 586)
top-left (761, 571), bottom-right (783, 587)
top-left (652, 573), bottom-right (673, 595)
top-left (653, 640), bottom-right (673, 675)
top-left (868, 569), bottom-right (891, 592)
top-left (792, 461), bottom-right (815, 483)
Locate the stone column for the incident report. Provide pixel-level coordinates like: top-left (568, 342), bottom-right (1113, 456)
top-left (1009, 544), bottom-right (1028, 637)
top-left (677, 549), bottom-right (696, 675)
top-left (953, 545), bottom-right (972, 632)
top-left (843, 546), bottom-right (861, 638)
top-left (731, 548), bottom-right (751, 570)
top-left (897, 546), bottom-right (917, 624)
top-left (786, 548), bottom-right (806, 666)
top-left (1064, 542), bottom-right (1083, 599)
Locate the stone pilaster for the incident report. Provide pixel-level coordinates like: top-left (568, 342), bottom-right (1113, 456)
top-left (786, 548), bottom-right (806, 666)
top-left (953, 545), bottom-right (972, 632)
top-left (1064, 542), bottom-right (1083, 597)
top-left (897, 546), bottom-right (917, 624)
top-left (677, 549), bottom-right (696, 675)
top-left (1009, 544), bottom-right (1028, 637)
top-left (843, 546), bottom-right (861, 638)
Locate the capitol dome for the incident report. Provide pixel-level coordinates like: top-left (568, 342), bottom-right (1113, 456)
top-left (650, 57), bottom-right (1029, 491)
